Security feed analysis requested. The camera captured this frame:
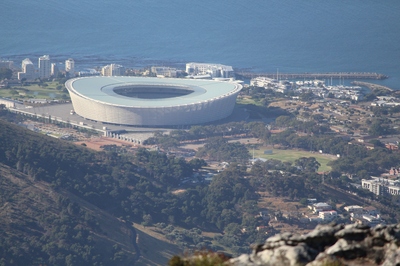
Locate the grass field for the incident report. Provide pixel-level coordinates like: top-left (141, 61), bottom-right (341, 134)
top-left (251, 147), bottom-right (336, 172)
top-left (236, 97), bottom-right (263, 106)
top-left (0, 81), bottom-right (70, 100)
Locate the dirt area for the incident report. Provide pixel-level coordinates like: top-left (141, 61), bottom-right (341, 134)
top-left (258, 192), bottom-right (312, 235)
top-left (180, 137), bottom-right (261, 151)
top-left (75, 136), bottom-right (140, 151)
top-left (171, 189), bottom-right (187, 195)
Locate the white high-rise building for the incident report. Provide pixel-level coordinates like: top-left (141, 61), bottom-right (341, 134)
top-left (101, 64), bottom-right (125, 76)
top-left (18, 58), bottom-right (36, 80)
top-left (65, 58), bottom-right (75, 76)
top-left (38, 55), bottom-right (51, 79)
top-left (51, 63), bottom-right (59, 77)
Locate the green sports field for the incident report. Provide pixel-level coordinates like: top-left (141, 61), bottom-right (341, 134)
top-left (251, 147), bottom-right (336, 172)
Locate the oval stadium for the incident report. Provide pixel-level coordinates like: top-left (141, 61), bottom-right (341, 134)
top-left (65, 76), bottom-right (242, 126)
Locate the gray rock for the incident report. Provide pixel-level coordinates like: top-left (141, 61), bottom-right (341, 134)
top-left (229, 223), bottom-right (400, 266)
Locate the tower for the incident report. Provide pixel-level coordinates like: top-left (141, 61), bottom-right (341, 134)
top-left (51, 63), bottom-right (59, 77)
top-left (65, 58), bottom-right (75, 77)
top-left (38, 55), bottom-right (51, 79)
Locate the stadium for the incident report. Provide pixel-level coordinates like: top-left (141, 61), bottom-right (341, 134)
top-left (65, 76), bottom-right (242, 126)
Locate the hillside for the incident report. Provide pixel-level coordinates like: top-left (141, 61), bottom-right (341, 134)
top-left (0, 162), bottom-right (137, 265)
top-left (0, 118), bottom-right (188, 265)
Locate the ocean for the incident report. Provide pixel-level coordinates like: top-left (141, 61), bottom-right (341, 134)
top-left (1, 0), bottom-right (399, 89)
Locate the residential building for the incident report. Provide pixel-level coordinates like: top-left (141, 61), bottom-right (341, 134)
top-left (150, 66), bottom-right (177, 78)
top-left (51, 63), bottom-right (59, 77)
top-left (361, 177), bottom-right (400, 196)
top-left (318, 210), bottom-right (337, 221)
top-left (101, 64), bottom-right (125, 76)
top-left (18, 58), bottom-right (36, 80)
top-left (65, 58), bottom-right (75, 76)
top-left (38, 55), bottom-right (51, 79)
top-left (361, 214), bottom-right (383, 227)
top-left (308, 202), bottom-right (332, 213)
top-left (387, 185), bottom-right (400, 196)
top-left (344, 205), bottom-right (364, 213)
top-left (386, 144), bottom-right (399, 151)
top-left (185, 62), bottom-right (234, 79)
top-left (361, 179), bottom-right (383, 196)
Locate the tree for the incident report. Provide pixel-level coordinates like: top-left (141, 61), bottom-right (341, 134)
top-left (189, 158), bottom-right (207, 170)
top-left (294, 157), bottom-right (321, 172)
top-left (369, 119), bottom-right (393, 136)
top-left (0, 68), bottom-right (12, 80)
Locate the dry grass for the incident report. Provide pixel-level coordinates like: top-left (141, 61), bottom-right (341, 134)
top-left (257, 191), bottom-right (311, 235)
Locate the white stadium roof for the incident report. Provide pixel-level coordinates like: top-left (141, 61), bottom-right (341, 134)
top-left (65, 76), bottom-right (242, 126)
top-left (67, 76), bottom-right (240, 108)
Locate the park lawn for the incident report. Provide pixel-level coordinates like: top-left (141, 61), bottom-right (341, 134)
top-left (251, 147), bottom-right (336, 172)
top-left (0, 81), bottom-right (69, 100)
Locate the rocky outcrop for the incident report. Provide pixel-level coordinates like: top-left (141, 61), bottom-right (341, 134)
top-left (230, 223), bottom-right (400, 266)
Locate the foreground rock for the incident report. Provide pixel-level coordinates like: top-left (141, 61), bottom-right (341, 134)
top-left (230, 223), bottom-right (400, 266)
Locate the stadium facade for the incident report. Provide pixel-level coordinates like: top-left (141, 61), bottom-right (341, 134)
top-left (66, 76), bottom-right (242, 126)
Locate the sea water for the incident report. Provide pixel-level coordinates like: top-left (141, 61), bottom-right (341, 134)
top-left (1, 0), bottom-right (399, 88)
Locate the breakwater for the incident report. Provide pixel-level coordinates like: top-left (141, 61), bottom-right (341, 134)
top-left (351, 81), bottom-right (393, 92)
top-left (236, 72), bottom-right (388, 80)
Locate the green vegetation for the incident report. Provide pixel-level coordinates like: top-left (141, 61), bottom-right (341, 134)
top-left (252, 148), bottom-right (334, 172)
top-left (236, 97), bottom-right (263, 106)
top-left (0, 80), bottom-right (70, 100)
top-left (3, 81), bottom-right (400, 264)
top-left (0, 67), bottom-right (12, 80)
top-left (0, 117), bottom-right (264, 262)
top-left (169, 251), bottom-right (230, 266)
top-left (197, 137), bottom-right (251, 163)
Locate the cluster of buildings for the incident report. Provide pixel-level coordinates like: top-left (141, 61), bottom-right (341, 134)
top-left (100, 64), bottom-right (125, 76)
top-left (250, 77), bottom-right (291, 93)
top-left (4, 56), bottom-right (237, 82)
top-left (99, 62), bottom-right (235, 79)
top-left (304, 200), bottom-right (384, 227)
top-left (344, 205), bottom-right (384, 227)
top-left (306, 201), bottom-right (338, 222)
top-left (15, 56), bottom-right (75, 81)
top-left (361, 176), bottom-right (400, 196)
top-left (185, 63), bottom-right (235, 79)
top-left (250, 76), bottom-right (364, 101)
top-left (370, 96), bottom-right (400, 107)
top-left (149, 66), bottom-right (179, 78)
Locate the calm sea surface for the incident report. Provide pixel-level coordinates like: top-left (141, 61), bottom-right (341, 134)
top-left (1, 0), bottom-right (400, 88)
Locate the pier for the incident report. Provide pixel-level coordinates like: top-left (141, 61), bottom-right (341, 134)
top-left (351, 81), bottom-right (393, 92)
top-left (235, 72), bottom-right (388, 80)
